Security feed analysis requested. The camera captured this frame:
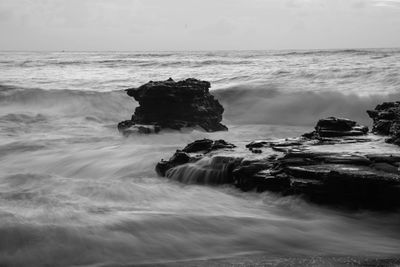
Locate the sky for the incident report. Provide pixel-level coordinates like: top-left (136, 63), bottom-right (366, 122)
top-left (0, 0), bottom-right (400, 51)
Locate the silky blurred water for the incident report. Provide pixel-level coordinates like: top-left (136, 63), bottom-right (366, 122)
top-left (0, 49), bottom-right (400, 266)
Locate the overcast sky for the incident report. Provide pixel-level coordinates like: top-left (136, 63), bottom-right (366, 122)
top-left (0, 0), bottom-right (400, 51)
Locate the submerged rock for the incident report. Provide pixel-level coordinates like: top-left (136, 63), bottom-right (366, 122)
top-left (367, 101), bottom-right (400, 145)
top-left (118, 78), bottom-right (228, 135)
top-left (117, 121), bottom-right (161, 136)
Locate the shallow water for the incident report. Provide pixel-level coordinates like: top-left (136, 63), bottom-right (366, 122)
top-left (0, 50), bottom-right (400, 266)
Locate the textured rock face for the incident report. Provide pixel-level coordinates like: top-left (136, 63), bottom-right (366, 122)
top-left (156, 122), bottom-right (400, 210)
top-left (156, 139), bottom-right (236, 177)
top-left (303, 117), bottom-right (368, 138)
top-left (157, 137), bottom-right (400, 210)
top-left (118, 78), bottom-right (228, 134)
top-left (367, 101), bottom-right (400, 145)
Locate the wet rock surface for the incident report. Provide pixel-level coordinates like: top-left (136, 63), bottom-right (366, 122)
top-left (156, 117), bottom-right (400, 210)
top-left (303, 117), bottom-right (368, 138)
top-left (118, 78), bottom-right (227, 135)
top-left (182, 139), bottom-right (236, 153)
top-left (368, 101), bottom-right (400, 145)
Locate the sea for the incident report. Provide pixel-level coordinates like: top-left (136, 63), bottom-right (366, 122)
top-left (0, 49), bottom-right (400, 266)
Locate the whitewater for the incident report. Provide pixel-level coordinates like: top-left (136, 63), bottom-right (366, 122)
top-left (1, 49), bottom-right (400, 266)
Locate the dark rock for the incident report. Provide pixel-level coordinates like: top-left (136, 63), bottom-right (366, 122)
top-left (182, 139), bottom-right (236, 153)
top-left (156, 136), bottom-right (400, 210)
top-left (303, 117), bottom-right (368, 138)
top-left (118, 78), bottom-right (228, 135)
top-left (365, 153), bottom-right (400, 163)
top-left (250, 148), bottom-right (263, 154)
top-left (246, 140), bottom-right (269, 149)
top-left (155, 151), bottom-right (193, 176)
top-left (165, 156), bottom-right (241, 185)
top-left (367, 101), bottom-right (400, 145)
top-left (154, 105), bottom-right (400, 210)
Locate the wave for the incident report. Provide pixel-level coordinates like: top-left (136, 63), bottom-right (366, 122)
top-left (213, 84), bottom-right (400, 126)
top-left (273, 49), bottom-right (397, 57)
top-left (0, 86), bottom-right (133, 122)
top-left (15, 59), bottom-right (161, 68)
top-left (1, 83), bottom-right (399, 128)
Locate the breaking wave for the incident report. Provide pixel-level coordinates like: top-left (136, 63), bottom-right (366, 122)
top-left (0, 86), bottom-right (133, 122)
top-left (2, 83), bottom-right (398, 128)
top-left (214, 84), bottom-right (400, 126)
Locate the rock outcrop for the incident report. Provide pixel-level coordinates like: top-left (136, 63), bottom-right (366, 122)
top-left (303, 117), bottom-right (368, 139)
top-left (367, 101), bottom-right (400, 145)
top-left (156, 117), bottom-right (400, 210)
top-left (118, 78), bottom-right (227, 135)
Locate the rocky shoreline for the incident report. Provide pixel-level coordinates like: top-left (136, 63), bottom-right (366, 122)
top-left (155, 108), bottom-right (400, 210)
top-left (118, 78), bottom-right (400, 210)
top-left (156, 123), bottom-right (400, 210)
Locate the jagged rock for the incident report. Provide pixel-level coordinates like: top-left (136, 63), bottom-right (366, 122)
top-left (367, 101), bottom-right (400, 145)
top-left (118, 78), bottom-right (228, 135)
top-left (303, 117), bottom-right (368, 138)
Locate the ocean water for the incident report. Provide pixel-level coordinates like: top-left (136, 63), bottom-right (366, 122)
top-left (0, 49), bottom-right (400, 266)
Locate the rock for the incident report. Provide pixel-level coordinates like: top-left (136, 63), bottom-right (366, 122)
top-left (165, 156), bottom-right (240, 185)
top-left (250, 148), bottom-right (263, 154)
top-left (303, 117), bottom-right (368, 138)
top-left (365, 153), bottom-right (400, 163)
top-left (153, 103), bottom-right (400, 210)
top-left (367, 101), bottom-right (400, 145)
top-left (155, 151), bottom-right (194, 176)
top-left (156, 135), bottom-right (400, 210)
top-left (118, 78), bottom-right (228, 135)
top-left (246, 140), bottom-right (269, 149)
top-left (156, 139), bottom-right (236, 177)
top-left (182, 139), bottom-right (236, 153)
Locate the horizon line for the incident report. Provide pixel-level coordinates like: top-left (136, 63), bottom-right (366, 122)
top-left (0, 46), bottom-right (399, 53)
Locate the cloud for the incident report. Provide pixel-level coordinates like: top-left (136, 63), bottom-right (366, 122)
top-left (0, 0), bottom-right (400, 50)
top-left (373, 0), bottom-right (400, 7)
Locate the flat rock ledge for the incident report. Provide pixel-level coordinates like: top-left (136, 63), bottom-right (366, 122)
top-left (156, 117), bottom-right (400, 210)
top-left (118, 78), bottom-right (227, 135)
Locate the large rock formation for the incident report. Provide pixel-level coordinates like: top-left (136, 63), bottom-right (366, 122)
top-left (156, 117), bottom-right (400, 210)
top-left (118, 78), bottom-right (227, 135)
top-left (367, 101), bottom-right (400, 145)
